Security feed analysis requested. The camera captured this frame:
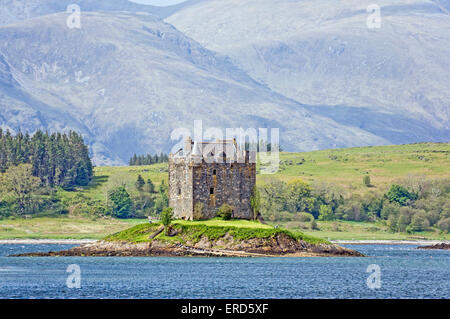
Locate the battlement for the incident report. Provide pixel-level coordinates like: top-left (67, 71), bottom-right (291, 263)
top-left (169, 137), bottom-right (256, 220)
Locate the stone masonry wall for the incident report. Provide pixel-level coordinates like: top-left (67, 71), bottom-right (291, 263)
top-left (168, 159), bottom-right (193, 220)
top-left (169, 152), bottom-right (256, 220)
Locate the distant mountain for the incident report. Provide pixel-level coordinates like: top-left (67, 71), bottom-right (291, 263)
top-left (0, 12), bottom-right (387, 165)
top-left (0, 0), bottom-right (205, 26)
top-left (167, 0), bottom-right (450, 139)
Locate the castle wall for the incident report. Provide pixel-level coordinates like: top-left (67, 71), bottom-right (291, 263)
top-left (168, 159), bottom-right (193, 220)
top-left (169, 145), bottom-right (256, 220)
top-left (192, 162), bottom-right (255, 220)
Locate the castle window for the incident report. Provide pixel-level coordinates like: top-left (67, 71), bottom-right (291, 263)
top-left (178, 187), bottom-right (181, 195)
top-left (213, 169), bottom-right (217, 175)
top-left (210, 187), bottom-right (214, 195)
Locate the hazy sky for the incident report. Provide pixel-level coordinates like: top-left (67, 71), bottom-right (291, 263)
top-left (129, 0), bottom-right (187, 6)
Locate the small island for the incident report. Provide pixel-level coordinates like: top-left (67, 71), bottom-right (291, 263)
top-left (417, 243), bottom-right (450, 250)
top-left (12, 219), bottom-right (364, 257)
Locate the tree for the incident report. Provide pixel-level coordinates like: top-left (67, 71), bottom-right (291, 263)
top-left (363, 175), bottom-right (371, 187)
top-left (437, 217), bottom-right (450, 233)
top-left (386, 184), bottom-right (418, 206)
top-left (406, 210), bottom-right (429, 233)
top-left (318, 204), bottom-right (334, 221)
top-left (285, 179), bottom-right (315, 213)
top-left (135, 174), bottom-right (145, 191)
top-left (161, 207), bottom-right (174, 235)
top-left (146, 178), bottom-right (155, 193)
top-left (159, 180), bottom-right (168, 194)
top-left (108, 186), bottom-right (133, 218)
top-left (250, 186), bottom-right (261, 220)
top-left (153, 192), bottom-right (168, 215)
top-left (0, 164), bottom-right (40, 215)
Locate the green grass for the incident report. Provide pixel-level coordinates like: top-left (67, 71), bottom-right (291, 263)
top-left (57, 163), bottom-right (169, 204)
top-left (259, 143), bottom-right (450, 194)
top-left (274, 220), bottom-right (450, 241)
top-left (104, 219), bottom-right (330, 245)
top-left (0, 217), bottom-right (144, 240)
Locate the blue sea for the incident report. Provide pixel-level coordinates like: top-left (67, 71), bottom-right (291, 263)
top-left (0, 244), bottom-right (448, 299)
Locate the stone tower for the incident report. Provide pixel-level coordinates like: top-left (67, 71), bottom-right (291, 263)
top-left (168, 137), bottom-right (256, 220)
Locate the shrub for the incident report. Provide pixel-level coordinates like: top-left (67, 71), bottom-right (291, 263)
top-left (217, 204), bottom-right (233, 220)
top-left (193, 202), bottom-right (204, 220)
top-left (278, 211), bottom-right (293, 222)
top-left (385, 184), bottom-right (418, 206)
top-left (310, 219), bottom-right (318, 230)
top-left (294, 212), bottom-right (314, 222)
top-left (161, 207), bottom-right (174, 234)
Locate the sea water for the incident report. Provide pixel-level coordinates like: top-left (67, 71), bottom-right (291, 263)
top-left (0, 244), bottom-right (448, 299)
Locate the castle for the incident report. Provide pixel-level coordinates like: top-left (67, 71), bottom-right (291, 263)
top-left (168, 137), bottom-right (256, 220)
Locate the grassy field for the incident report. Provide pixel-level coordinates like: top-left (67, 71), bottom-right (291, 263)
top-left (0, 217), bottom-right (143, 240)
top-left (1, 216), bottom-right (448, 241)
top-left (272, 220), bottom-right (450, 241)
top-left (104, 218), bottom-right (329, 245)
top-left (1, 143), bottom-right (449, 240)
top-left (55, 143), bottom-right (450, 203)
top-left (259, 142), bottom-right (450, 194)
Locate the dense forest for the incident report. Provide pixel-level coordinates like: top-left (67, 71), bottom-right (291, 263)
top-left (129, 153), bottom-right (169, 166)
top-left (258, 177), bottom-right (450, 234)
top-left (0, 129), bottom-right (93, 188)
top-left (0, 129), bottom-right (93, 216)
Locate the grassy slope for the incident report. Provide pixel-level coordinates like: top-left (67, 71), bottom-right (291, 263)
top-left (59, 143), bottom-right (450, 204)
top-left (278, 220), bottom-right (450, 241)
top-left (0, 217), bottom-right (143, 240)
top-left (260, 142), bottom-right (450, 194)
top-left (1, 143), bottom-right (449, 240)
top-left (103, 219), bottom-right (329, 245)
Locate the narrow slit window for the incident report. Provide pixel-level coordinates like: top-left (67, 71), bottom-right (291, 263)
top-left (210, 187), bottom-right (214, 195)
top-left (213, 169), bottom-right (217, 175)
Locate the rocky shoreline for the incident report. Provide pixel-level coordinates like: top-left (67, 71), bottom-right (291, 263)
top-left (416, 243), bottom-right (450, 250)
top-left (10, 232), bottom-right (364, 257)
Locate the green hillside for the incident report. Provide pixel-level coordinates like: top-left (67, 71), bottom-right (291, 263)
top-left (61, 142), bottom-right (450, 201)
top-left (1, 143), bottom-right (449, 240)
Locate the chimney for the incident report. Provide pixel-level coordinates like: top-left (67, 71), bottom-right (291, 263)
top-left (184, 136), bottom-right (192, 154)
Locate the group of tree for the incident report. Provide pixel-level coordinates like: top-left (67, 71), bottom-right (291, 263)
top-left (106, 176), bottom-right (168, 219)
top-left (0, 129), bottom-right (93, 188)
top-left (129, 153), bottom-right (169, 166)
top-left (0, 129), bottom-right (93, 216)
top-left (258, 177), bottom-right (450, 234)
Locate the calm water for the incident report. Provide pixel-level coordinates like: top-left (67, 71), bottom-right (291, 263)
top-left (0, 244), bottom-right (448, 299)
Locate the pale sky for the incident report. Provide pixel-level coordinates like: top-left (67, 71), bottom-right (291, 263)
top-left (129, 0), bottom-right (187, 6)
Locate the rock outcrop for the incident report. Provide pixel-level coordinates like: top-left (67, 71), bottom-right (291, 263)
top-left (417, 243), bottom-right (450, 250)
top-left (12, 231), bottom-right (364, 257)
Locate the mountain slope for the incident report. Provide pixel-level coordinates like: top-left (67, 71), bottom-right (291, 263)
top-left (0, 12), bottom-right (388, 165)
top-left (167, 0), bottom-right (450, 139)
top-left (0, 0), bottom-right (205, 26)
